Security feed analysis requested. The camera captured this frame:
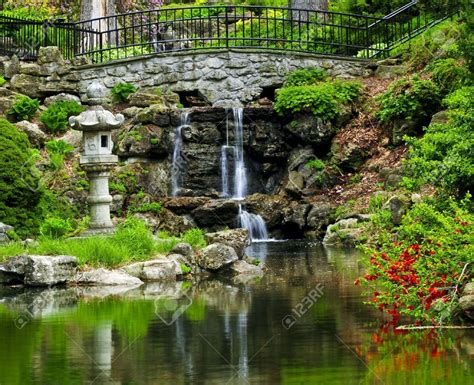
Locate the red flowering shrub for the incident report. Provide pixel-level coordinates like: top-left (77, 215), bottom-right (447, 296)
top-left (358, 197), bottom-right (473, 324)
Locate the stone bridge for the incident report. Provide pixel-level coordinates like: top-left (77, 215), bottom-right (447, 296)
top-left (4, 48), bottom-right (375, 107)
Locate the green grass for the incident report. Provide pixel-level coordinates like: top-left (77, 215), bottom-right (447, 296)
top-left (0, 218), bottom-right (206, 268)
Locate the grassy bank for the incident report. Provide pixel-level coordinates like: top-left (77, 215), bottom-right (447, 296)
top-left (0, 218), bottom-right (206, 268)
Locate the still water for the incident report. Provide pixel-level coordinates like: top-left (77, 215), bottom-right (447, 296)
top-left (0, 241), bottom-right (472, 385)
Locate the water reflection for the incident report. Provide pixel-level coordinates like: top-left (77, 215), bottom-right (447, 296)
top-left (0, 241), bottom-right (471, 385)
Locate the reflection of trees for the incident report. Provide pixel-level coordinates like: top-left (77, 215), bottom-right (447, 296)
top-left (0, 243), bottom-right (470, 384)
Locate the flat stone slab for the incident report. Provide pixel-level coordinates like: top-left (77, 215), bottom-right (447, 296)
top-left (122, 258), bottom-right (181, 281)
top-left (74, 268), bottom-right (143, 286)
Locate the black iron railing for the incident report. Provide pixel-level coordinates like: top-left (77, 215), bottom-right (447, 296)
top-left (0, 2), bottom-right (452, 63)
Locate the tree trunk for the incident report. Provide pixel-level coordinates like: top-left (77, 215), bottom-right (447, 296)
top-left (80, 0), bottom-right (117, 50)
top-left (290, 0), bottom-right (329, 22)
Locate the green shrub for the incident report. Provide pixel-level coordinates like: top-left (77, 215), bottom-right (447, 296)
top-left (358, 197), bottom-right (473, 324)
top-left (0, 119), bottom-right (43, 237)
top-left (404, 86), bottom-right (474, 196)
top-left (45, 140), bottom-right (74, 171)
top-left (0, 76), bottom-right (6, 87)
top-left (275, 80), bottom-right (362, 120)
top-left (180, 264), bottom-right (191, 274)
top-left (40, 101), bottom-right (85, 133)
top-left (40, 217), bottom-right (73, 239)
top-left (376, 76), bottom-right (441, 125)
top-left (181, 228), bottom-right (207, 249)
top-left (284, 67), bottom-right (327, 87)
top-left (130, 202), bottom-right (162, 215)
top-left (8, 95), bottom-right (39, 121)
top-left (111, 82), bottom-right (138, 103)
top-left (430, 58), bottom-right (472, 94)
top-left (305, 159), bottom-right (325, 171)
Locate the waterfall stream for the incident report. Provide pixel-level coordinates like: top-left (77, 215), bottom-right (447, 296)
top-left (171, 111), bottom-right (190, 197)
top-left (220, 108), bottom-right (269, 241)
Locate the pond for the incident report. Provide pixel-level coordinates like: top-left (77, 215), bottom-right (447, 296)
top-left (0, 241), bottom-right (472, 385)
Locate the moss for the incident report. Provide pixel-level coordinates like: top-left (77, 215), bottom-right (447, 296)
top-left (0, 119), bottom-right (43, 237)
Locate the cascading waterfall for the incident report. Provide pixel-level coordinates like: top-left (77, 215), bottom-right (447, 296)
top-left (239, 205), bottom-right (269, 241)
top-left (171, 111), bottom-right (190, 197)
top-left (220, 108), bottom-right (269, 241)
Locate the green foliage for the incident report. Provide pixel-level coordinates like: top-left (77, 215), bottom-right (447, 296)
top-left (0, 119), bottom-right (43, 237)
top-left (429, 58), bottom-right (472, 94)
top-left (358, 197), bottom-right (473, 324)
top-left (45, 140), bottom-right (74, 171)
top-left (0, 76), bottom-right (6, 87)
top-left (404, 86), bottom-right (474, 196)
top-left (40, 101), bottom-right (84, 133)
top-left (8, 95), bottom-right (39, 121)
top-left (376, 76), bottom-right (441, 125)
top-left (180, 264), bottom-right (191, 274)
top-left (305, 159), bottom-right (325, 171)
top-left (284, 67), bottom-right (327, 87)
top-left (130, 202), bottom-right (162, 215)
top-left (111, 82), bottom-right (138, 103)
top-left (40, 217), bottom-right (73, 239)
top-left (275, 80), bottom-right (362, 120)
top-left (181, 228), bottom-right (207, 249)
top-left (110, 182), bottom-right (127, 193)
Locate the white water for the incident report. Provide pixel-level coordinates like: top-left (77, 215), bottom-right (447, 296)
top-left (220, 108), bottom-right (269, 241)
top-left (239, 204), bottom-right (269, 241)
top-left (171, 111), bottom-right (190, 197)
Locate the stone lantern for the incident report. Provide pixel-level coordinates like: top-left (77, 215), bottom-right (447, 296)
top-left (69, 107), bottom-right (124, 235)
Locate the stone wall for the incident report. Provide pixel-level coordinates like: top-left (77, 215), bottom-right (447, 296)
top-left (1, 47), bottom-right (374, 107)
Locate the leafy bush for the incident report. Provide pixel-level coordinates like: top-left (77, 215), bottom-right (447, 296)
top-left (284, 67), bottom-right (327, 87)
top-left (305, 159), bottom-right (325, 171)
top-left (111, 82), bottom-right (138, 102)
top-left (404, 86), bottom-right (474, 196)
top-left (430, 58), bottom-right (472, 94)
top-left (275, 80), bottom-right (362, 120)
top-left (40, 101), bottom-right (85, 133)
top-left (8, 95), bottom-right (39, 121)
top-left (45, 140), bottom-right (74, 171)
top-left (40, 217), bottom-right (73, 239)
top-left (357, 197), bottom-right (473, 324)
top-left (0, 76), bottom-right (6, 87)
top-left (181, 228), bottom-right (207, 249)
top-left (376, 76), bottom-right (441, 125)
top-left (0, 119), bottom-right (43, 237)
top-left (130, 202), bottom-right (162, 215)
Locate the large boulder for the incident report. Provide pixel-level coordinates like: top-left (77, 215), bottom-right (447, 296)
top-left (0, 222), bottom-right (14, 243)
top-left (228, 260), bottom-right (264, 276)
top-left (459, 295), bottom-right (474, 321)
top-left (204, 229), bottom-right (250, 259)
top-left (0, 255), bottom-right (77, 286)
top-left (116, 124), bottom-right (170, 157)
top-left (15, 121), bottom-right (47, 147)
top-left (75, 268), bottom-right (143, 286)
top-left (386, 195), bottom-right (410, 225)
top-left (171, 242), bottom-right (193, 257)
top-left (284, 114), bottom-right (336, 145)
top-left (283, 203), bottom-right (311, 230)
top-left (191, 200), bottom-right (240, 230)
top-left (244, 194), bottom-right (288, 229)
top-left (122, 258), bottom-right (181, 281)
top-left (163, 197), bottom-right (212, 215)
top-left (197, 243), bottom-right (238, 271)
top-left (44, 93), bottom-right (81, 106)
top-left (323, 218), bottom-right (362, 247)
top-left (24, 256), bottom-right (77, 286)
top-left (306, 203), bottom-right (335, 233)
